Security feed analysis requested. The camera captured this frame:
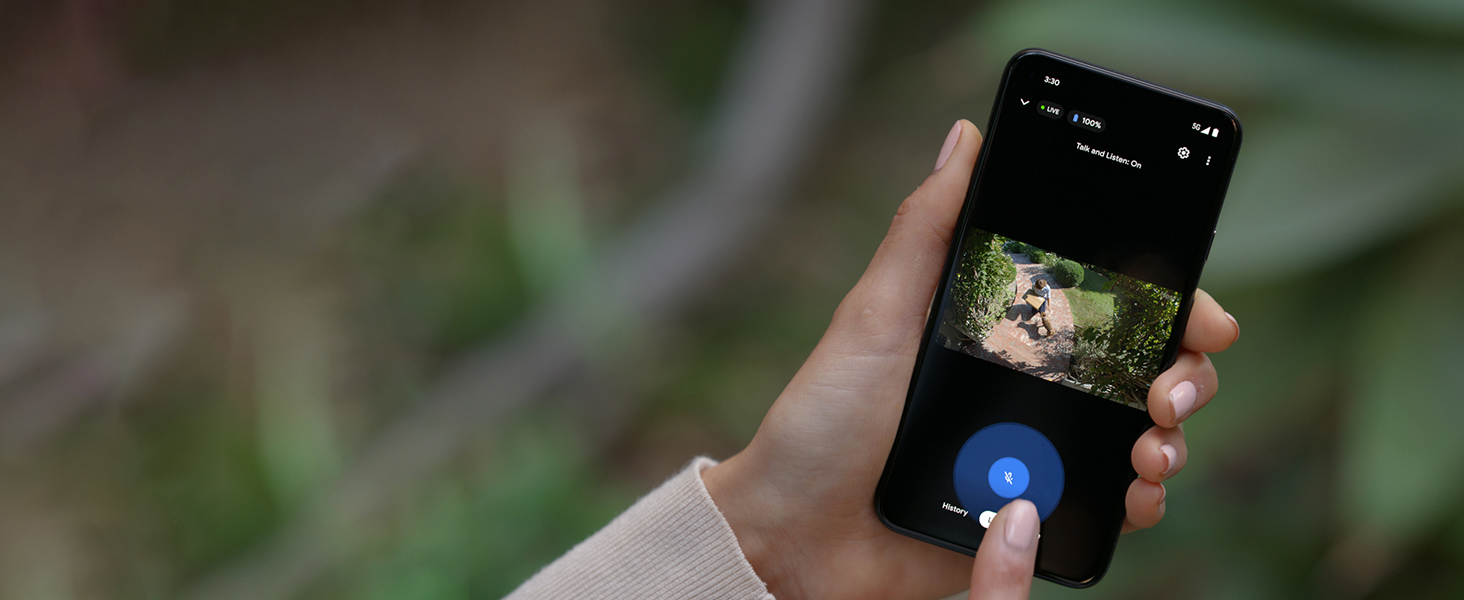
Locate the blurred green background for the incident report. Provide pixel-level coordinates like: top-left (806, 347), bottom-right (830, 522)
top-left (1, 0), bottom-right (1462, 598)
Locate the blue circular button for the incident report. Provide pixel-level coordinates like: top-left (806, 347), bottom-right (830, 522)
top-left (987, 457), bottom-right (1029, 498)
top-left (953, 422), bottom-right (1065, 522)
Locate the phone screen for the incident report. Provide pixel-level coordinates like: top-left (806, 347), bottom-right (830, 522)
top-left (876, 50), bottom-right (1241, 586)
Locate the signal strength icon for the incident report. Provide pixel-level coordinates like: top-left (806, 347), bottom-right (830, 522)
top-left (1199, 126), bottom-right (1219, 138)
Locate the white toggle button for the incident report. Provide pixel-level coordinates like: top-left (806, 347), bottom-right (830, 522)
top-left (978, 510), bottom-right (997, 529)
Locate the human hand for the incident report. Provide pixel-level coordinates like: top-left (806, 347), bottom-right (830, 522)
top-left (702, 120), bottom-right (1239, 600)
top-left (967, 499), bottom-right (1039, 600)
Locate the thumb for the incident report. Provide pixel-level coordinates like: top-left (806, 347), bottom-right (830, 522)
top-left (969, 500), bottom-right (1040, 600)
top-left (828, 119), bottom-right (983, 351)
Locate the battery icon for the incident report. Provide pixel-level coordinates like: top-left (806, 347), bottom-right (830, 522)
top-left (1069, 110), bottom-right (1105, 132)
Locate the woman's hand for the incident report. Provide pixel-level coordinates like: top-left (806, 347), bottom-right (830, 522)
top-left (703, 120), bottom-right (1239, 600)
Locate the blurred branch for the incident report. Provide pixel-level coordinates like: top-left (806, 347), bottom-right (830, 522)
top-left (178, 0), bottom-right (874, 598)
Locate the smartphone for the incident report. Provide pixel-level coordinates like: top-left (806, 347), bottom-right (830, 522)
top-left (875, 49), bottom-right (1241, 587)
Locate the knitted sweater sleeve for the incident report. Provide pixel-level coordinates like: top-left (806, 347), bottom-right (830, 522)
top-left (504, 457), bottom-right (775, 600)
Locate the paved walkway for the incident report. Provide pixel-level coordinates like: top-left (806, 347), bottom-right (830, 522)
top-left (975, 254), bottom-right (1075, 381)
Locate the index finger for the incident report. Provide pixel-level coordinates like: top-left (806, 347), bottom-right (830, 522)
top-left (1182, 289), bottom-right (1238, 354)
top-left (969, 500), bottom-right (1039, 600)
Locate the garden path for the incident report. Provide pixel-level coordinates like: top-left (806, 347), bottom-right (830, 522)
top-left (977, 254), bottom-right (1076, 382)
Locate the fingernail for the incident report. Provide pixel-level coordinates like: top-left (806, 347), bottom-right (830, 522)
top-left (1160, 444), bottom-right (1178, 477)
top-left (1168, 380), bottom-right (1197, 422)
top-left (933, 121), bottom-right (961, 172)
top-left (1004, 500), bottom-right (1038, 551)
top-left (1225, 311), bottom-right (1239, 341)
top-left (1157, 483), bottom-right (1167, 504)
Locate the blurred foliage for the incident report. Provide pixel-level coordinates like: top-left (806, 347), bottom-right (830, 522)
top-left (621, 0), bottom-right (750, 117)
top-left (348, 169), bottom-right (529, 353)
top-left (129, 381), bottom-right (280, 578)
top-left (373, 414), bottom-right (634, 599)
top-left (125, 0), bottom-right (467, 72)
top-left (1, 0), bottom-right (1462, 599)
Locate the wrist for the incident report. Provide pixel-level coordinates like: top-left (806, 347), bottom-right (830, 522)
top-left (703, 452), bottom-right (802, 599)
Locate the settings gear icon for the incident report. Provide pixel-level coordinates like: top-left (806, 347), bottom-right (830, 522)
top-left (1177, 146), bottom-right (1191, 159)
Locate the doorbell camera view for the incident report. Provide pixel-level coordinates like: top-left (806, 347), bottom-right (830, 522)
top-left (934, 226), bottom-right (1181, 409)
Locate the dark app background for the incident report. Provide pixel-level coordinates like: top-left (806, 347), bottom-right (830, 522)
top-left (877, 51), bottom-right (1239, 586)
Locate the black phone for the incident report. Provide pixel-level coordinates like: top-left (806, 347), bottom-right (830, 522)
top-left (875, 49), bottom-right (1241, 587)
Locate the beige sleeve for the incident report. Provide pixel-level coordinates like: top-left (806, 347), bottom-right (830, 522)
top-left (504, 457), bottom-right (775, 600)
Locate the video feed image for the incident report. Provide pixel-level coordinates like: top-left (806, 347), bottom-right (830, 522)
top-left (934, 227), bottom-right (1182, 409)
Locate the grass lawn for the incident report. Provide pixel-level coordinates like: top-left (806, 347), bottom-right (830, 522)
top-left (1078, 268), bottom-right (1110, 292)
top-left (1065, 268), bottom-right (1115, 330)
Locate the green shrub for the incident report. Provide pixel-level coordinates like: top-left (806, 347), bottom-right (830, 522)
top-left (949, 230), bottom-right (1017, 341)
top-left (1053, 259), bottom-right (1084, 287)
top-left (1067, 330), bottom-right (1103, 378)
top-left (1002, 241), bottom-right (1044, 261)
top-left (1064, 275), bottom-right (1182, 407)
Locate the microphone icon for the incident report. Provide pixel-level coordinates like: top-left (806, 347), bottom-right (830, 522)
top-left (986, 456), bottom-right (1031, 499)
